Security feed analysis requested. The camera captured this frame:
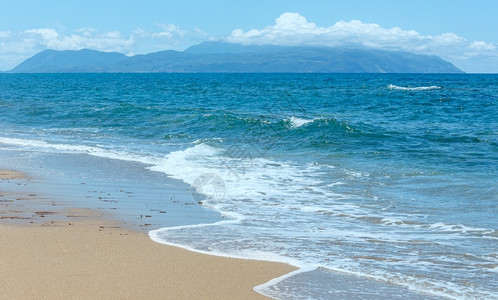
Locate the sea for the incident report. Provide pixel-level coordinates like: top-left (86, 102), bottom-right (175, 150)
top-left (0, 73), bottom-right (496, 299)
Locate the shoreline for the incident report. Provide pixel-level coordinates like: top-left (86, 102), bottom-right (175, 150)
top-left (0, 169), bottom-right (296, 299)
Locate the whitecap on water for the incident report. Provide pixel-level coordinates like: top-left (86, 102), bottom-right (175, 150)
top-left (388, 84), bottom-right (442, 91)
top-left (286, 116), bottom-right (316, 128)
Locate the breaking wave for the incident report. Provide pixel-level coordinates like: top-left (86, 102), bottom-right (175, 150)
top-left (388, 84), bottom-right (442, 91)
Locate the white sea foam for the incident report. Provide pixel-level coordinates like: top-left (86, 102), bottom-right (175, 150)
top-left (427, 222), bottom-right (497, 237)
top-left (0, 137), bottom-right (155, 166)
top-left (286, 116), bottom-right (315, 128)
top-left (192, 137), bottom-right (223, 145)
top-left (254, 266), bottom-right (318, 298)
top-left (146, 142), bottom-right (498, 299)
top-left (143, 143), bottom-right (495, 299)
top-left (149, 220), bottom-right (303, 267)
top-left (388, 84), bottom-right (442, 91)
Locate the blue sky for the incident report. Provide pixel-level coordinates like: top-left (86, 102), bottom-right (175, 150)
top-left (1, 0), bottom-right (497, 72)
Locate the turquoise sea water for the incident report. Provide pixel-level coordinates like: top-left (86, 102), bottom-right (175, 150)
top-left (0, 74), bottom-right (497, 299)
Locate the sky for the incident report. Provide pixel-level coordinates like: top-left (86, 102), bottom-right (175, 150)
top-left (1, 0), bottom-right (497, 72)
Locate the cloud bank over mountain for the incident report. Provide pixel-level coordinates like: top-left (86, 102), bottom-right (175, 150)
top-left (1, 12), bottom-right (496, 72)
top-left (9, 43), bottom-right (463, 73)
top-left (225, 13), bottom-right (497, 72)
top-left (23, 28), bottom-right (134, 52)
top-left (0, 24), bottom-right (205, 71)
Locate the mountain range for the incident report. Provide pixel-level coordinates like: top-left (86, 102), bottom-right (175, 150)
top-left (8, 41), bottom-right (463, 73)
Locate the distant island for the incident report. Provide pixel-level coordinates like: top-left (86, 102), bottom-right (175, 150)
top-left (8, 41), bottom-right (463, 73)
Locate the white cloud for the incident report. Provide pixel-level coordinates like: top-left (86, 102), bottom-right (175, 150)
top-left (194, 28), bottom-right (208, 37)
top-left (152, 23), bottom-right (187, 39)
top-left (468, 41), bottom-right (496, 52)
top-left (136, 23), bottom-right (208, 51)
top-left (75, 28), bottom-right (98, 36)
top-left (23, 27), bottom-right (134, 52)
top-left (0, 28), bottom-right (136, 70)
top-left (25, 28), bottom-right (60, 41)
top-left (226, 12), bottom-right (498, 67)
top-left (0, 30), bottom-right (11, 38)
top-left (131, 28), bottom-right (150, 39)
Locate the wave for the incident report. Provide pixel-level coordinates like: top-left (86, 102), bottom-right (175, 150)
top-left (285, 116), bottom-right (316, 128)
top-left (142, 143), bottom-right (498, 299)
top-left (4, 136), bottom-right (496, 239)
top-left (149, 220), bottom-right (304, 267)
top-left (5, 136), bottom-right (495, 240)
top-left (388, 84), bottom-right (442, 91)
top-left (0, 136), bottom-right (155, 166)
top-left (426, 222), bottom-right (497, 238)
top-left (282, 116), bottom-right (358, 135)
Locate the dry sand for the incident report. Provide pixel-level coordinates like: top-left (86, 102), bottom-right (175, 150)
top-left (0, 169), bottom-right (28, 180)
top-left (0, 170), bottom-right (296, 299)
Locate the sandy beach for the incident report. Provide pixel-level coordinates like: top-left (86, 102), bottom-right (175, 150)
top-left (0, 169), bottom-right (295, 299)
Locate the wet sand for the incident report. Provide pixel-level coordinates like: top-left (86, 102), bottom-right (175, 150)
top-left (0, 170), bottom-right (296, 299)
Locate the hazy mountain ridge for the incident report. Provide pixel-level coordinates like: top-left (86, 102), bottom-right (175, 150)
top-left (9, 42), bottom-right (463, 73)
top-left (12, 49), bottom-right (128, 73)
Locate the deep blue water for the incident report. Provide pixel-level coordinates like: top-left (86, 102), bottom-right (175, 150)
top-left (0, 73), bottom-right (497, 299)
